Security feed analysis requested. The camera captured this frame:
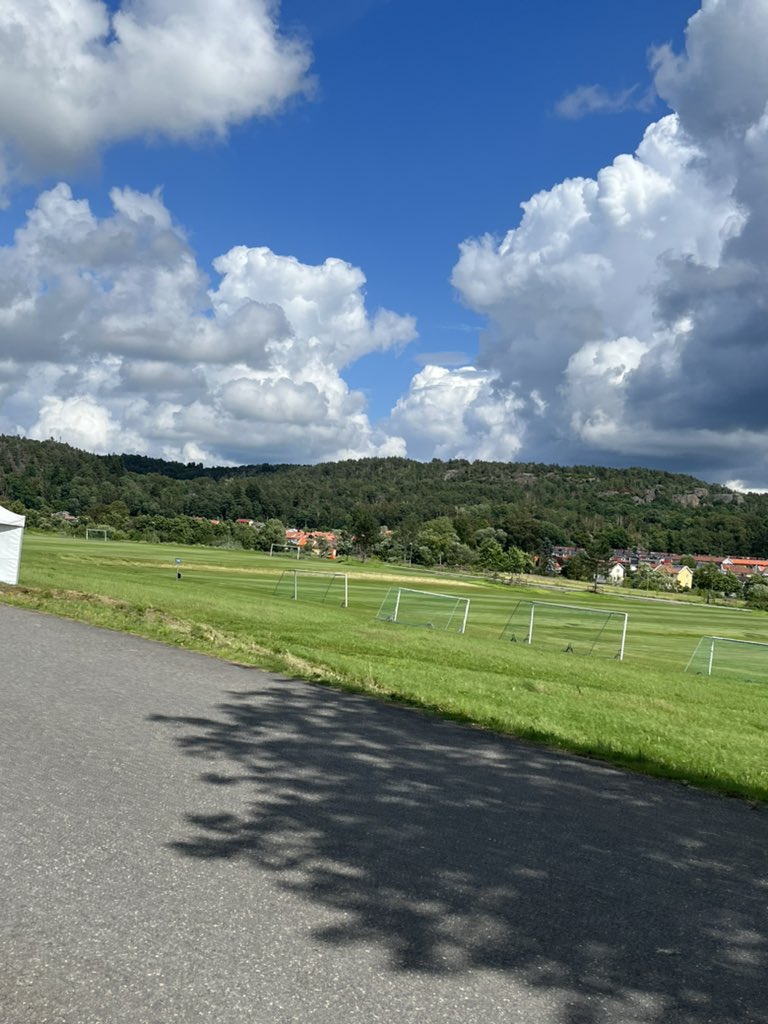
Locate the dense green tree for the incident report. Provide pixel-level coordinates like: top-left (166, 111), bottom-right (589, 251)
top-left (256, 518), bottom-right (287, 552)
top-left (473, 526), bottom-right (506, 549)
top-left (392, 514), bottom-right (420, 558)
top-left (601, 524), bottom-right (632, 548)
top-left (350, 507), bottom-right (379, 559)
top-left (453, 510), bottom-right (481, 545)
top-left (334, 530), bottom-right (353, 559)
top-left (188, 519), bottom-right (216, 546)
top-left (86, 500), bottom-right (130, 529)
top-left (417, 516), bottom-right (460, 565)
top-left (232, 524), bottom-right (258, 550)
top-left (415, 544), bottom-right (435, 567)
top-left (507, 546), bottom-right (533, 576)
top-left (693, 563), bottom-right (727, 603)
top-left (476, 538), bottom-right (508, 572)
top-left (583, 535), bottom-right (613, 592)
top-left (560, 554), bottom-right (593, 581)
top-left (720, 570), bottom-right (743, 597)
top-left (536, 537), bottom-right (556, 576)
top-left (745, 583), bottom-right (768, 610)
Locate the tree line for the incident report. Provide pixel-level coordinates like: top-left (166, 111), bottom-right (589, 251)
top-left (2, 435), bottom-right (768, 566)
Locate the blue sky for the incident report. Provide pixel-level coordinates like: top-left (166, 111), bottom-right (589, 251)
top-left (113, 0), bottom-right (696, 419)
top-left (4, 1), bottom-right (768, 488)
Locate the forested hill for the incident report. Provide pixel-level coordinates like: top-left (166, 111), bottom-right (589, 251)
top-left (1, 433), bottom-right (767, 557)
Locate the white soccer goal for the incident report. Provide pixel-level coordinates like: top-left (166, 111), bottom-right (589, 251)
top-left (685, 635), bottom-right (768, 681)
top-left (500, 600), bottom-right (628, 660)
top-left (269, 543), bottom-right (301, 559)
top-left (273, 569), bottom-right (349, 607)
top-left (85, 528), bottom-right (108, 541)
top-left (376, 587), bottom-right (470, 634)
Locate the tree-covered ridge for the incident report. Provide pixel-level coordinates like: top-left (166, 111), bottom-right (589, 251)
top-left (1, 434), bottom-right (767, 558)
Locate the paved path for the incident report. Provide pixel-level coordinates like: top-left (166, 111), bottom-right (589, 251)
top-left (1, 605), bottom-right (767, 1024)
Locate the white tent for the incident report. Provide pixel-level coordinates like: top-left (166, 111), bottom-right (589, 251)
top-left (0, 504), bottom-right (25, 585)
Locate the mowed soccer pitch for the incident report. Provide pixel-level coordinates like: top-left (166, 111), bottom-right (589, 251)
top-left (5, 533), bottom-right (768, 800)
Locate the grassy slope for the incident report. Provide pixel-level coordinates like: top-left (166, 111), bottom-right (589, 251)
top-left (3, 534), bottom-right (768, 801)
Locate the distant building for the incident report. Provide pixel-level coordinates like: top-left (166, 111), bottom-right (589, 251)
top-left (607, 562), bottom-right (625, 584)
top-left (285, 528), bottom-right (337, 559)
top-left (653, 562), bottom-right (693, 589)
top-left (722, 558), bottom-right (768, 579)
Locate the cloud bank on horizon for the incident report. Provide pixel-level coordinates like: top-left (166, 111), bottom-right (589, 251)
top-left (1, 0), bottom-right (768, 485)
top-left (437, 0), bottom-right (768, 487)
top-left (0, 183), bottom-right (415, 464)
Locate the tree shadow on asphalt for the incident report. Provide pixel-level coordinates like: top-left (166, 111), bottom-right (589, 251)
top-left (150, 678), bottom-right (768, 1024)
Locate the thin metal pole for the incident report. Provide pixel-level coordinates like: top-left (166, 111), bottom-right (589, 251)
top-left (527, 604), bottom-right (535, 644)
top-left (393, 588), bottom-right (402, 623)
top-left (293, 570), bottom-right (298, 601)
top-left (708, 637), bottom-right (715, 676)
top-left (618, 613), bottom-right (628, 661)
top-left (460, 598), bottom-right (470, 635)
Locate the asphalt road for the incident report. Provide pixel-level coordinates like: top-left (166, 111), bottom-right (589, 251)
top-left (1, 605), bottom-right (767, 1024)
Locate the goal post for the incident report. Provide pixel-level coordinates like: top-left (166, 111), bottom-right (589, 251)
top-left (273, 569), bottom-right (349, 607)
top-left (500, 600), bottom-right (628, 660)
top-left (269, 543), bottom-right (301, 559)
top-left (85, 528), bottom-right (108, 541)
top-left (685, 635), bottom-right (768, 681)
top-left (376, 587), bottom-right (470, 634)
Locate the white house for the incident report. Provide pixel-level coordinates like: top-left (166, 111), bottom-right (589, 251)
top-left (607, 562), bottom-right (625, 585)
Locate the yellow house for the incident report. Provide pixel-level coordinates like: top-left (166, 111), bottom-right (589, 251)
top-left (675, 565), bottom-right (693, 589)
top-left (653, 562), bottom-right (694, 589)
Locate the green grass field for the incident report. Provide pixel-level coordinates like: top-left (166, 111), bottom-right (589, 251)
top-left (3, 533), bottom-right (768, 800)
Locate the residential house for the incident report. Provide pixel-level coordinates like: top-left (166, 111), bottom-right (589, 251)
top-left (607, 562), bottom-right (625, 584)
top-left (284, 528), bottom-right (337, 558)
top-left (653, 561), bottom-right (693, 589)
top-left (675, 565), bottom-right (694, 589)
top-left (721, 557), bottom-right (768, 580)
top-left (693, 554), bottom-right (724, 568)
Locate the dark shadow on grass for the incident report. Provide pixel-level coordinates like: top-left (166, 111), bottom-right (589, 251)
top-left (150, 678), bottom-right (768, 1024)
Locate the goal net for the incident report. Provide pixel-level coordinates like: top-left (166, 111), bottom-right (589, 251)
top-left (85, 528), bottom-right (108, 541)
top-left (499, 600), bottom-right (628, 660)
top-left (376, 587), bottom-right (470, 634)
top-left (269, 543), bottom-right (301, 559)
top-left (684, 636), bottom-right (768, 682)
top-left (273, 569), bottom-right (349, 607)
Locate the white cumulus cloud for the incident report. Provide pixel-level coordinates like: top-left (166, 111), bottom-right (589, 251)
top-left (0, 183), bottom-right (416, 464)
top-left (388, 365), bottom-right (525, 462)
top-left (29, 394), bottom-right (145, 454)
top-left (0, 0), bottom-right (312, 200)
top-left (432, 0), bottom-right (768, 484)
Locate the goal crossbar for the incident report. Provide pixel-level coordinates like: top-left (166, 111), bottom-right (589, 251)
top-left (269, 543), bottom-right (301, 559)
top-left (376, 587), bottom-right (470, 634)
top-left (273, 569), bottom-right (349, 607)
top-left (500, 600), bottom-right (628, 660)
top-left (685, 635), bottom-right (768, 678)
